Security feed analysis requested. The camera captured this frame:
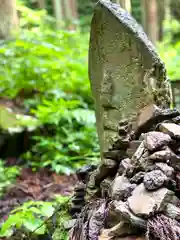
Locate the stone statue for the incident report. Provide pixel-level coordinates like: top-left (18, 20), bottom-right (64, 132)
top-left (89, 0), bottom-right (171, 159)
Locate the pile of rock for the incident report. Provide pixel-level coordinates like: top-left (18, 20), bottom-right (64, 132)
top-left (69, 105), bottom-right (180, 240)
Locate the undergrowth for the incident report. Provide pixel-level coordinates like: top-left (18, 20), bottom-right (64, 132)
top-left (0, 3), bottom-right (100, 174)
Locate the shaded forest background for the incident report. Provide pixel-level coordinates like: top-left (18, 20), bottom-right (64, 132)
top-left (0, 0), bottom-right (180, 240)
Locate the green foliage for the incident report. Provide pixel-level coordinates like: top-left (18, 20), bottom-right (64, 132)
top-left (24, 98), bottom-right (99, 174)
top-left (0, 4), bottom-right (99, 173)
top-left (131, 0), bottom-right (142, 24)
top-left (158, 19), bottom-right (180, 80)
top-left (0, 195), bottom-right (70, 238)
top-left (0, 160), bottom-right (20, 197)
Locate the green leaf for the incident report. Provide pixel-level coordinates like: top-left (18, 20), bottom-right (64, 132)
top-left (40, 203), bottom-right (55, 218)
top-left (24, 219), bottom-right (45, 234)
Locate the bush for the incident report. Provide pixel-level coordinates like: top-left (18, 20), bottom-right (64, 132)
top-left (0, 195), bottom-right (70, 238)
top-left (0, 160), bottom-right (20, 197)
top-left (0, 4), bottom-right (99, 174)
top-left (158, 19), bottom-right (180, 80)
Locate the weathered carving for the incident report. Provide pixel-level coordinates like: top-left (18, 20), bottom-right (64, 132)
top-left (89, 0), bottom-right (171, 158)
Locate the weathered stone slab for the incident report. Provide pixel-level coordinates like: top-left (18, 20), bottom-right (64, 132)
top-left (159, 123), bottom-right (180, 139)
top-left (136, 104), bottom-right (161, 131)
top-left (111, 175), bottom-right (136, 201)
top-left (127, 183), bottom-right (174, 218)
top-left (118, 158), bottom-right (132, 175)
top-left (103, 150), bottom-right (126, 161)
top-left (134, 105), bottom-right (179, 137)
top-left (132, 141), bottom-right (145, 161)
top-left (100, 221), bottom-right (138, 238)
top-left (89, 0), bottom-right (171, 159)
top-left (143, 131), bottom-right (171, 152)
top-left (155, 162), bottom-right (174, 178)
top-left (126, 140), bottom-right (142, 158)
top-left (112, 200), bottom-right (146, 229)
top-left (148, 146), bottom-right (180, 170)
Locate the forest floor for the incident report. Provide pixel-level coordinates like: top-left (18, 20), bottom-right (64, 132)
top-left (0, 164), bottom-right (77, 223)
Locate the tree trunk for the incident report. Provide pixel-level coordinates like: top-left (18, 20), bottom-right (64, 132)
top-left (0, 0), bottom-right (18, 40)
top-left (115, 0), bottom-right (131, 13)
top-left (52, 0), bottom-right (63, 28)
top-left (141, 0), bottom-right (158, 45)
top-left (157, 0), bottom-right (165, 41)
top-left (37, 0), bottom-right (46, 9)
top-left (63, 0), bottom-right (78, 30)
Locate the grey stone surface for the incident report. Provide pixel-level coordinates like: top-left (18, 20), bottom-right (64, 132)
top-left (143, 170), bottom-right (167, 190)
top-left (159, 123), bottom-right (180, 139)
top-left (112, 200), bottom-right (146, 229)
top-left (127, 183), bottom-right (174, 218)
top-left (101, 221), bottom-right (138, 238)
top-left (89, 0), bottom-right (171, 159)
top-left (148, 146), bottom-right (180, 170)
top-left (111, 175), bottom-right (136, 201)
top-left (126, 140), bottom-right (142, 158)
top-left (130, 171), bottom-right (145, 184)
top-left (118, 158), bottom-right (132, 175)
top-left (132, 141), bottom-right (146, 162)
top-left (155, 162), bottom-right (174, 178)
top-left (136, 104), bottom-right (161, 130)
top-left (148, 146), bottom-right (174, 162)
top-left (103, 150), bottom-right (126, 161)
top-left (143, 131), bottom-right (171, 151)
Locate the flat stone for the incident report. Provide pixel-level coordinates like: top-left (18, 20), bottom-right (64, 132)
top-left (90, 159), bottom-right (117, 186)
top-left (86, 187), bottom-right (101, 200)
top-left (172, 115), bottom-right (180, 124)
top-left (69, 205), bottom-right (83, 215)
top-left (137, 149), bottom-right (153, 170)
top-left (103, 150), bottom-right (126, 161)
top-left (112, 137), bottom-right (130, 150)
top-left (111, 175), bottom-right (136, 201)
top-left (136, 104), bottom-right (161, 130)
top-left (112, 200), bottom-right (146, 229)
top-left (100, 178), bottom-right (112, 198)
top-left (74, 191), bottom-right (85, 198)
top-left (143, 131), bottom-right (171, 151)
top-left (126, 140), bottom-right (142, 158)
top-left (132, 141), bottom-right (146, 161)
top-left (100, 221), bottom-right (138, 238)
top-left (148, 147), bottom-right (180, 170)
top-left (155, 162), bottom-right (174, 178)
top-left (159, 123), bottom-right (180, 139)
top-left (143, 170), bottom-right (167, 190)
top-left (165, 203), bottom-right (180, 221)
top-left (71, 197), bottom-right (85, 204)
top-left (148, 146), bottom-right (175, 162)
top-left (118, 158), bottom-right (132, 175)
top-left (130, 172), bottom-right (145, 184)
top-left (134, 106), bottom-right (179, 139)
top-left (127, 183), bottom-right (174, 218)
top-left (76, 164), bottom-right (97, 182)
top-left (74, 183), bottom-right (86, 192)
